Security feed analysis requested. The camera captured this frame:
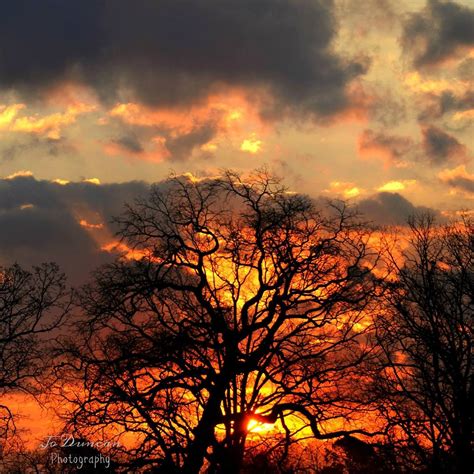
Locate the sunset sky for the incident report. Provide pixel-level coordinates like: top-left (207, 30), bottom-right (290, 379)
top-left (0, 0), bottom-right (473, 283)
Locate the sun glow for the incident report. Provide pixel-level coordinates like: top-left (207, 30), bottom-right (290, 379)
top-left (247, 417), bottom-right (275, 434)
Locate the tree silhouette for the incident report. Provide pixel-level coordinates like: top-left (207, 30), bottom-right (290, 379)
top-left (59, 170), bottom-right (380, 473)
top-left (0, 263), bottom-right (71, 445)
top-left (374, 214), bottom-right (473, 473)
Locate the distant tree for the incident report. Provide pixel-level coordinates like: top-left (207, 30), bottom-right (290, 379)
top-left (374, 214), bottom-right (473, 473)
top-left (0, 263), bottom-right (71, 443)
top-left (59, 170), bottom-right (380, 473)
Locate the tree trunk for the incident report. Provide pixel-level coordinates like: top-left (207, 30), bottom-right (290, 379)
top-left (181, 381), bottom-right (227, 474)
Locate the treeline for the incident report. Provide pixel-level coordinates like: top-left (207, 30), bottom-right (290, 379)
top-left (0, 171), bottom-right (472, 474)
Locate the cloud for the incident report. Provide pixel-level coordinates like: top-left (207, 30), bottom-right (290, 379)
top-left (457, 57), bottom-right (474, 80)
top-left (404, 71), bottom-right (467, 95)
top-left (401, 0), bottom-right (474, 68)
top-left (359, 125), bottom-right (470, 169)
top-left (418, 90), bottom-right (474, 121)
top-left (112, 134), bottom-right (144, 154)
top-left (0, 0), bottom-right (366, 120)
top-left (104, 136), bottom-right (170, 162)
top-left (403, 71), bottom-right (474, 123)
top-left (0, 175), bottom-right (149, 284)
top-left (438, 165), bottom-right (474, 196)
top-left (0, 102), bottom-right (95, 139)
top-left (377, 180), bottom-right (416, 192)
top-left (240, 134), bottom-right (263, 154)
top-left (336, 0), bottom-right (401, 33)
top-left (357, 192), bottom-right (440, 225)
top-left (358, 129), bottom-right (415, 167)
top-left (1, 136), bottom-right (77, 161)
top-left (0, 173), bottom-right (449, 283)
top-left (166, 124), bottom-right (218, 161)
top-left (82, 178), bottom-right (101, 185)
top-left (106, 93), bottom-right (269, 160)
top-left (323, 181), bottom-right (363, 198)
top-left (4, 170), bottom-right (34, 180)
top-left (421, 125), bottom-right (468, 165)
top-left (0, 176), bottom-right (102, 284)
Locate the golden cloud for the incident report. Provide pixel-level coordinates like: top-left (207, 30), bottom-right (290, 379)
top-left (453, 110), bottom-right (474, 121)
top-left (377, 180), bottom-right (416, 192)
top-left (4, 170), bottom-right (34, 179)
top-left (323, 181), bottom-right (363, 199)
top-left (53, 178), bottom-right (70, 185)
top-left (0, 101), bottom-right (96, 139)
top-left (404, 72), bottom-right (470, 96)
top-left (83, 178), bottom-right (101, 185)
top-left (240, 134), bottom-right (263, 154)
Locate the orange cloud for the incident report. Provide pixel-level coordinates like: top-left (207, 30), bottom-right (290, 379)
top-left (101, 241), bottom-right (150, 261)
top-left (108, 89), bottom-right (269, 158)
top-left (358, 129), bottom-right (414, 168)
top-left (79, 219), bottom-right (104, 230)
top-left (104, 136), bottom-right (170, 162)
top-left (0, 101), bottom-right (96, 139)
top-left (109, 90), bottom-right (264, 135)
top-left (438, 165), bottom-right (474, 197)
top-left (44, 81), bottom-right (99, 109)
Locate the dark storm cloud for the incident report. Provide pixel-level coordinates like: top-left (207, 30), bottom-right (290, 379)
top-left (0, 176), bottom-right (149, 284)
top-left (0, 175), bottom-right (448, 284)
top-left (0, 177), bottom-right (104, 284)
top-left (0, 0), bottom-right (366, 118)
top-left (0, 205), bottom-right (103, 284)
top-left (401, 0), bottom-right (474, 68)
top-left (421, 125), bottom-right (467, 165)
top-left (357, 192), bottom-right (440, 225)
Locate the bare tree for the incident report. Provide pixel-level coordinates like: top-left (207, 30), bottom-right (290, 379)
top-left (0, 263), bottom-right (71, 444)
top-left (59, 170), bottom-right (380, 473)
top-left (374, 214), bottom-right (473, 473)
